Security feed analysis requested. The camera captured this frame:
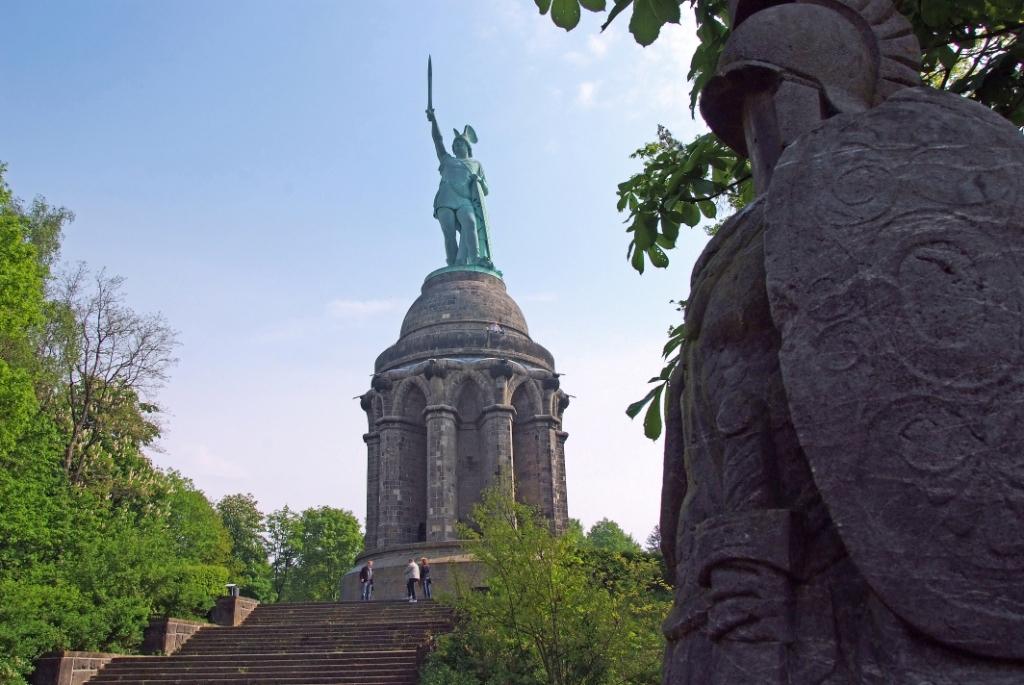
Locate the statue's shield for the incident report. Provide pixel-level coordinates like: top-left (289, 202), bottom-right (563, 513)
top-left (764, 88), bottom-right (1024, 659)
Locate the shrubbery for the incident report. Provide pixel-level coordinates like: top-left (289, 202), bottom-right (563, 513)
top-left (421, 491), bottom-right (671, 685)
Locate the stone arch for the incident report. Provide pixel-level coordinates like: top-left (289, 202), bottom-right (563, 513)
top-left (454, 375), bottom-right (488, 523)
top-left (509, 375), bottom-right (544, 417)
top-left (511, 380), bottom-right (544, 512)
top-left (393, 376), bottom-right (430, 417)
top-left (397, 381), bottom-right (428, 543)
top-left (446, 367), bottom-right (496, 406)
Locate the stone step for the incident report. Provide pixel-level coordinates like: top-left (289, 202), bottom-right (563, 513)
top-left (92, 665), bottom-right (414, 679)
top-left (242, 614), bottom-right (450, 622)
top-left (89, 675), bottom-right (415, 679)
top-left (82, 602), bottom-right (450, 685)
top-left (178, 642), bottom-right (433, 653)
top-left (99, 653), bottom-right (417, 668)
top-left (180, 636), bottom-right (433, 644)
top-left (183, 629), bottom-right (444, 640)
top-left (176, 647), bottom-right (419, 655)
top-left (191, 622), bottom-right (449, 634)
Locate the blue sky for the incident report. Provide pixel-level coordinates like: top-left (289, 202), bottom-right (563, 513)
top-left (2, 0), bottom-right (712, 540)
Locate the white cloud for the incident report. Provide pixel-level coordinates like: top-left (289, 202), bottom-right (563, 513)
top-left (587, 33), bottom-right (610, 58)
top-left (250, 297), bottom-right (403, 344)
top-left (576, 81), bottom-right (599, 108)
top-left (326, 298), bottom-right (403, 319)
top-left (564, 34), bottom-right (611, 67)
top-left (171, 443), bottom-right (239, 480)
top-left (564, 50), bottom-right (588, 66)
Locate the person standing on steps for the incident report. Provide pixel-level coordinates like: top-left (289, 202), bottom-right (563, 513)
top-left (358, 560), bottom-right (374, 601)
top-left (405, 558), bottom-right (420, 602)
top-left (419, 557), bottom-right (432, 600)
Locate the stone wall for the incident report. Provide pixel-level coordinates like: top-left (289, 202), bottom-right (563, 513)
top-left (340, 541), bottom-right (488, 601)
top-left (361, 357), bottom-right (569, 552)
top-left (209, 596), bottom-right (259, 627)
top-left (141, 617), bottom-right (206, 655)
top-left (31, 651), bottom-right (117, 685)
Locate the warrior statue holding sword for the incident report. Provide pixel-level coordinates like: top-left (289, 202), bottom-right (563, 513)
top-left (426, 56), bottom-right (495, 269)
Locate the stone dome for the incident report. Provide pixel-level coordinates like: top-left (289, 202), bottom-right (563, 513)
top-left (375, 270), bottom-right (555, 372)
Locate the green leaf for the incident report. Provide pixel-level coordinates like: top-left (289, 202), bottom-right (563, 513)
top-left (642, 385), bottom-right (664, 439)
top-left (630, 243), bottom-right (645, 273)
top-left (552, 0), bottom-right (582, 30)
top-left (690, 178), bottom-right (717, 197)
top-left (936, 44), bottom-right (958, 70)
top-left (634, 216), bottom-right (656, 249)
top-left (535, 0), bottom-right (553, 13)
top-left (662, 332), bottom-right (684, 358)
top-left (647, 244), bottom-right (670, 268)
top-left (650, 0), bottom-right (681, 24)
top-left (707, 155), bottom-right (730, 171)
top-left (660, 215), bottom-right (680, 242)
top-left (681, 140), bottom-right (706, 173)
top-left (698, 200), bottom-right (717, 219)
top-left (580, 0), bottom-right (606, 10)
top-left (664, 167), bottom-right (689, 196)
top-left (600, 0), bottom-right (633, 31)
top-left (679, 201), bottom-right (701, 227)
top-left (629, 0), bottom-right (680, 46)
top-left (625, 384), bottom-right (660, 419)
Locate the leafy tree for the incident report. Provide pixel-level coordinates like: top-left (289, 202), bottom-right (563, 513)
top-left (0, 166), bottom-right (49, 453)
top-left (163, 471), bottom-right (233, 567)
top-left (531, 0), bottom-right (1024, 438)
top-left (644, 524), bottom-right (661, 554)
top-left (283, 506), bottom-right (363, 602)
top-left (421, 490), bottom-right (668, 685)
top-left (266, 505), bottom-right (303, 599)
top-left (47, 264), bottom-right (178, 482)
top-left (585, 517), bottom-right (642, 553)
top-left (216, 493), bottom-right (274, 601)
top-left (0, 165), bottom-right (233, 682)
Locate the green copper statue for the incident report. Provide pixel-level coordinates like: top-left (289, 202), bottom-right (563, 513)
top-left (426, 58), bottom-right (494, 269)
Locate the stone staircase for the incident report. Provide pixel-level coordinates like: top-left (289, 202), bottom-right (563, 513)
top-left (86, 600), bottom-right (453, 685)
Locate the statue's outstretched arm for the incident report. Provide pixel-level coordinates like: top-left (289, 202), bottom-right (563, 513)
top-left (427, 110), bottom-right (446, 161)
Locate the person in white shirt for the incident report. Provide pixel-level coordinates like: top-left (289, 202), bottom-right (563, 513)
top-left (404, 558), bottom-right (420, 602)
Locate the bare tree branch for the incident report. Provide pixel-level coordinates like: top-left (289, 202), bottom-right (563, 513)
top-left (49, 265), bottom-right (179, 483)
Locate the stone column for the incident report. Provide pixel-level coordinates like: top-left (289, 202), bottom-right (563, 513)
top-left (375, 418), bottom-right (405, 547)
top-left (481, 404), bottom-right (516, 495)
top-left (516, 415), bottom-right (560, 521)
top-left (363, 431), bottom-right (381, 550)
top-left (553, 430), bottom-right (569, 533)
top-left (425, 404), bottom-right (458, 541)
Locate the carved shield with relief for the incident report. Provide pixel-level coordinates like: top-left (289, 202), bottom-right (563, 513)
top-left (764, 87), bottom-right (1024, 659)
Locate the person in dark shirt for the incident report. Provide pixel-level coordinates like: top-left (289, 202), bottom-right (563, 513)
top-left (358, 560), bottom-right (374, 601)
top-left (419, 557), bottom-right (432, 600)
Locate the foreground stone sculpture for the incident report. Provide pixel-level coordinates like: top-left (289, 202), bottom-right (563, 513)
top-left (661, 1), bottom-right (1024, 682)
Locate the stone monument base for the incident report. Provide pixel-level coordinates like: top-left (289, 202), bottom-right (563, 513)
top-left (340, 541), bottom-right (485, 601)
